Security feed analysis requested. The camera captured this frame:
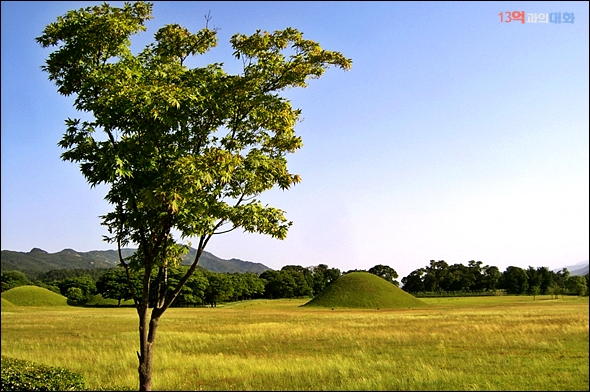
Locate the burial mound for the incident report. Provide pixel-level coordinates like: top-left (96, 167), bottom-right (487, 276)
top-left (303, 272), bottom-right (427, 309)
top-left (1, 286), bottom-right (68, 306)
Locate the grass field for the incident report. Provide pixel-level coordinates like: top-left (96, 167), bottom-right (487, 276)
top-left (1, 295), bottom-right (588, 390)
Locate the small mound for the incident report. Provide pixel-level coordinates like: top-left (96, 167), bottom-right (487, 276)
top-left (303, 272), bottom-right (427, 309)
top-left (1, 286), bottom-right (68, 306)
top-left (1, 297), bottom-right (16, 308)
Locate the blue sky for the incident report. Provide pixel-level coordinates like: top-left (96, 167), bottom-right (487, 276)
top-left (1, 1), bottom-right (588, 278)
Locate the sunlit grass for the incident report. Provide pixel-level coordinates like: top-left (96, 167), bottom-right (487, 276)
top-left (1, 296), bottom-right (588, 390)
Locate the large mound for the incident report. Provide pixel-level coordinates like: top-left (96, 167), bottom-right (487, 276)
top-left (303, 272), bottom-right (427, 309)
top-left (1, 286), bottom-right (68, 306)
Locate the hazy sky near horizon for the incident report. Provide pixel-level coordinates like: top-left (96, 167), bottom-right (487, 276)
top-left (2, 1), bottom-right (588, 278)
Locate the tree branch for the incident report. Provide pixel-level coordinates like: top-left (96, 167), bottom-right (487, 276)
top-left (212, 225), bottom-right (238, 235)
top-left (118, 235), bottom-right (140, 309)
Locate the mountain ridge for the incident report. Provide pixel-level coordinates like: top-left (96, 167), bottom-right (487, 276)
top-left (552, 260), bottom-right (589, 276)
top-left (1, 247), bottom-right (272, 276)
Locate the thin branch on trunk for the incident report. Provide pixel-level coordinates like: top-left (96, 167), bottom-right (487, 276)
top-left (211, 225), bottom-right (238, 235)
top-left (159, 230), bottom-right (216, 312)
top-left (118, 237), bottom-right (140, 309)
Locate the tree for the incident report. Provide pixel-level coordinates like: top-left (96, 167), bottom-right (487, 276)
top-left (66, 287), bottom-right (86, 304)
top-left (529, 285), bottom-right (541, 300)
top-left (467, 260), bottom-right (485, 291)
top-left (423, 260), bottom-right (449, 292)
top-left (481, 265), bottom-right (501, 292)
top-left (325, 267), bottom-right (341, 286)
top-left (259, 270), bottom-right (281, 299)
top-left (1, 271), bottom-right (30, 292)
top-left (446, 263), bottom-right (474, 292)
top-left (308, 264), bottom-right (341, 295)
top-left (37, 3), bottom-right (351, 389)
top-left (281, 265), bottom-right (313, 296)
top-left (552, 268), bottom-right (570, 296)
top-left (565, 275), bottom-right (587, 297)
top-left (549, 281), bottom-right (561, 299)
top-left (58, 275), bottom-right (97, 303)
top-left (177, 268), bottom-right (209, 306)
top-left (97, 268), bottom-right (140, 306)
top-left (234, 272), bottom-right (265, 300)
top-left (501, 266), bottom-right (529, 295)
top-left (228, 273), bottom-right (248, 301)
top-left (259, 268), bottom-right (312, 299)
top-left (536, 266), bottom-right (554, 294)
top-left (203, 271), bottom-right (233, 307)
top-left (401, 268), bottom-right (425, 293)
top-left (526, 266), bottom-right (541, 299)
top-left (309, 264), bottom-right (328, 295)
top-left (368, 264), bottom-right (399, 286)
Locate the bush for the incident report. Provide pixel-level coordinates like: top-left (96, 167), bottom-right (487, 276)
top-left (0, 356), bottom-right (85, 391)
top-left (66, 287), bottom-right (86, 305)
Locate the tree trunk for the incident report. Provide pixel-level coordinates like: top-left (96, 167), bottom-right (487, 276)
top-left (138, 308), bottom-right (162, 391)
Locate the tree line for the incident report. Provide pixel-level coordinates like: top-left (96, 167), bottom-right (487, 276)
top-left (1, 264), bottom-right (340, 307)
top-left (2, 261), bottom-right (587, 304)
top-left (401, 260), bottom-right (588, 298)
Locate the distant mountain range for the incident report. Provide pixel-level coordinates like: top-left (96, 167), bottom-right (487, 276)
top-left (2, 247), bottom-right (587, 279)
top-left (552, 260), bottom-right (589, 276)
top-left (1, 247), bottom-right (272, 276)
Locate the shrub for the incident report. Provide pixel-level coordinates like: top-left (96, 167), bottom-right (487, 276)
top-left (66, 287), bottom-right (86, 305)
top-left (0, 356), bottom-right (85, 391)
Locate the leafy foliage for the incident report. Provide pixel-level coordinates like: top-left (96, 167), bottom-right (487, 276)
top-left (565, 275), bottom-right (588, 296)
top-left (367, 264), bottom-right (399, 286)
top-left (96, 268), bottom-right (140, 306)
top-left (309, 264), bottom-right (340, 295)
top-left (37, 2), bottom-right (351, 388)
top-left (259, 267), bottom-right (312, 299)
top-left (0, 356), bottom-right (85, 391)
top-left (402, 260), bottom-right (505, 294)
top-left (401, 260), bottom-right (579, 298)
top-left (1, 271), bottom-right (30, 292)
top-left (58, 275), bottom-right (97, 303)
top-left (501, 266), bottom-right (530, 295)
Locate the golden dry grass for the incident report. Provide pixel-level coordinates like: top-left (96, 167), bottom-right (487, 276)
top-left (1, 295), bottom-right (588, 390)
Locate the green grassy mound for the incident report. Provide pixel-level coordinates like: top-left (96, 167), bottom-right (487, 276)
top-left (303, 272), bottom-right (428, 309)
top-left (1, 297), bottom-right (16, 308)
top-left (1, 286), bottom-right (68, 306)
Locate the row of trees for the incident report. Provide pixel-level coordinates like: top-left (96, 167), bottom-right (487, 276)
top-left (4, 261), bottom-right (587, 303)
top-left (93, 263), bottom-right (341, 306)
top-left (94, 267), bottom-right (263, 307)
top-left (1, 264), bottom-right (341, 306)
top-left (503, 266), bottom-right (587, 298)
top-left (400, 260), bottom-right (588, 297)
